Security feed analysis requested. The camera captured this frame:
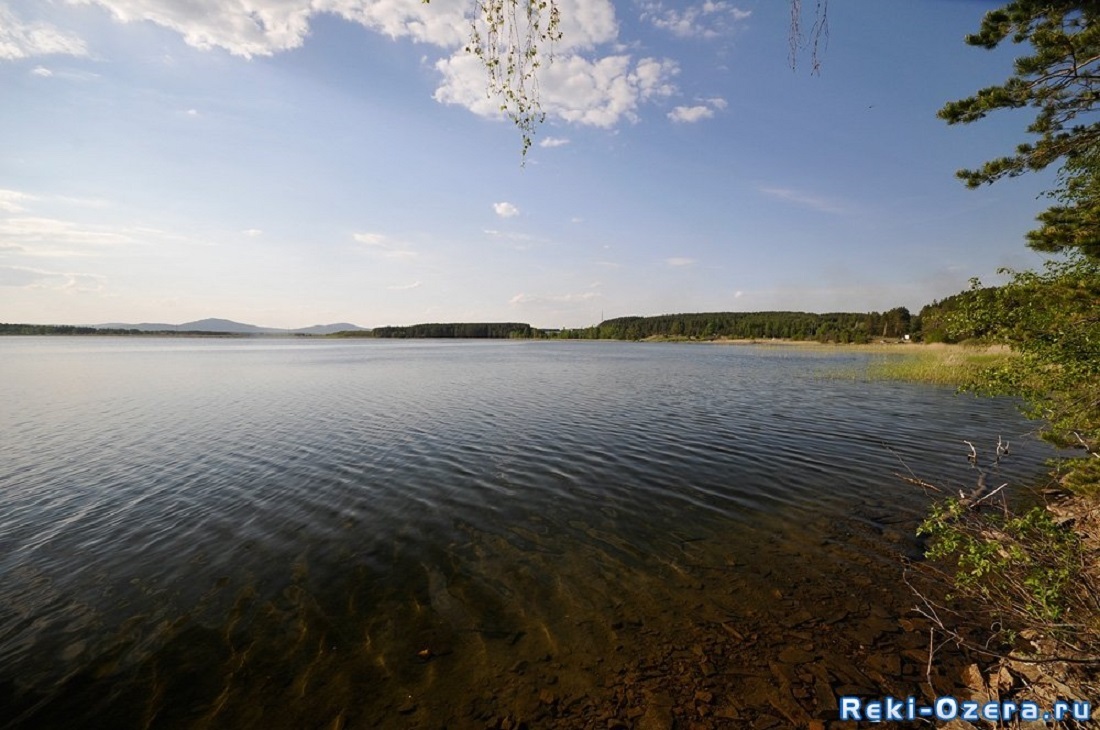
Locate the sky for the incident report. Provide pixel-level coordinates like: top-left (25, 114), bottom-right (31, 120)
top-left (0, 0), bottom-right (1061, 329)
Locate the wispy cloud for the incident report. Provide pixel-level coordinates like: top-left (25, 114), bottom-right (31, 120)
top-left (0, 217), bottom-right (135, 246)
top-left (483, 229), bottom-right (535, 242)
top-left (242, 228), bottom-right (263, 237)
top-left (27, 66), bottom-right (100, 82)
top-left (641, 1), bottom-right (751, 39)
top-left (758, 186), bottom-right (847, 214)
top-left (0, 265), bottom-right (105, 292)
top-left (493, 201), bottom-right (520, 218)
top-left (665, 257), bottom-right (696, 266)
top-left (353, 232), bottom-right (386, 246)
top-left (510, 290), bottom-right (601, 305)
top-left (351, 231), bottom-right (417, 259)
top-left (387, 280), bottom-right (422, 291)
top-left (0, 216), bottom-right (146, 257)
top-left (0, 189), bottom-right (38, 213)
top-left (539, 136), bottom-right (571, 148)
top-left (0, 5), bottom-right (88, 60)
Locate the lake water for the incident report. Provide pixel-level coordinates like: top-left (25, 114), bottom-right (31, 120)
top-left (0, 338), bottom-right (1053, 728)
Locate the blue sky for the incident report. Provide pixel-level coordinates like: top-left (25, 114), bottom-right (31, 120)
top-left (0, 0), bottom-right (1057, 329)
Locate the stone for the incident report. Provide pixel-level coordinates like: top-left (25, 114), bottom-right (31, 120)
top-left (778, 647), bottom-right (814, 664)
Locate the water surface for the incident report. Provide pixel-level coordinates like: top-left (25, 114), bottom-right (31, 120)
top-left (0, 338), bottom-right (1052, 727)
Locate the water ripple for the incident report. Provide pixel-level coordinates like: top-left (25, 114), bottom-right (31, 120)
top-left (0, 338), bottom-right (1055, 727)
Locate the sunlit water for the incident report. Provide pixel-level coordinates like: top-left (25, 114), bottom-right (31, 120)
top-left (0, 338), bottom-right (1053, 728)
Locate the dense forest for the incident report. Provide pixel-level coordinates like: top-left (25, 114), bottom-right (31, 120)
top-left (550, 307), bottom-right (916, 343)
top-left (337, 322), bottom-right (540, 338)
top-left (340, 309), bottom-right (921, 342)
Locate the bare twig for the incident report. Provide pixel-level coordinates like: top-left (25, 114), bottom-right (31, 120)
top-left (898, 473), bottom-right (946, 494)
top-left (968, 483), bottom-right (1009, 509)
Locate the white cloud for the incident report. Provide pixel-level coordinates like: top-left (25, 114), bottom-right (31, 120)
top-left (186, 108), bottom-right (199, 116)
top-left (668, 105), bottom-right (713, 123)
top-left (426, 0), bottom-right (675, 129)
top-left (493, 202), bottom-right (520, 218)
top-left (71, 0), bottom-right (314, 58)
top-left (641, 1), bottom-right (751, 39)
top-left (734, 290), bottom-right (743, 298)
top-left (58, 0), bottom-right (682, 130)
top-left (0, 216), bottom-right (139, 255)
top-left (351, 231), bottom-right (416, 258)
top-left (534, 53), bottom-right (678, 127)
top-left (668, 95), bottom-right (726, 123)
top-left (665, 257), bottom-right (695, 266)
top-left (27, 65), bottom-right (101, 82)
top-left (0, 189), bottom-right (38, 213)
top-left (323, 0), bottom-right (469, 46)
top-left (758, 186), bottom-right (847, 214)
top-left (539, 136), bottom-right (571, 148)
top-left (0, 5), bottom-right (88, 60)
top-left (242, 228), bottom-right (263, 237)
top-left (0, 265), bottom-right (105, 292)
top-left (69, 0), bottom-right (471, 58)
top-left (0, 192), bottom-right (173, 260)
top-left (387, 280), bottom-right (422, 290)
top-left (552, 0), bottom-right (619, 50)
top-left (69, 0), bottom-right (615, 58)
top-left (435, 51), bottom-right (678, 128)
top-left (353, 231), bottom-right (387, 246)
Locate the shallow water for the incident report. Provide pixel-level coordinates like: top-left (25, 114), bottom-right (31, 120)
top-left (0, 338), bottom-right (1053, 727)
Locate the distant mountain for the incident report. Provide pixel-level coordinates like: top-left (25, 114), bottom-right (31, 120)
top-left (95, 322), bottom-right (179, 332)
top-left (292, 323), bottom-right (366, 335)
top-left (179, 318), bottom-right (269, 333)
top-left (93, 318), bottom-right (368, 335)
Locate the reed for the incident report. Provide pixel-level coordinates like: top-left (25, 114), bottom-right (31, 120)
top-left (863, 348), bottom-right (1012, 386)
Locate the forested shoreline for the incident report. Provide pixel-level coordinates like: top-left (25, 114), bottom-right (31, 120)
top-left (0, 324), bottom-right (249, 337)
top-left (3, 301), bottom-right (961, 342)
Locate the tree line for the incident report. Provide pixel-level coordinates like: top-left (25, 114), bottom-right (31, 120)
top-left (556, 307), bottom-right (916, 343)
top-left (334, 322), bottom-right (541, 339)
top-left (0, 323), bottom-right (243, 336)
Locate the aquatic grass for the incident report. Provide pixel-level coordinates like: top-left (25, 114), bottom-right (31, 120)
top-left (817, 345), bottom-right (1014, 387)
top-left (865, 349), bottom-right (1013, 387)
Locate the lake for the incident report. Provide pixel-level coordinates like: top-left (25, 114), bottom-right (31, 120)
top-left (0, 338), bottom-right (1053, 728)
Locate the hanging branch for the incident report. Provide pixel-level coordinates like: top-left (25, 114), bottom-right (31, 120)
top-left (788, 0), bottom-right (830, 74)
top-left (466, 0), bottom-right (562, 161)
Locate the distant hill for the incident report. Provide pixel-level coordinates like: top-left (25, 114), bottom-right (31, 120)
top-left (293, 323), bottom-right (365, 335)
top-left (95, 322), bottom-right (179, 332)
top-left (93, 318), bottom-right (368, 335)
